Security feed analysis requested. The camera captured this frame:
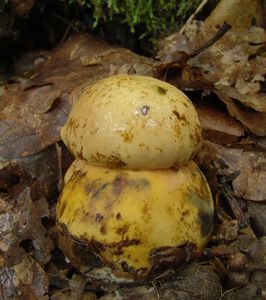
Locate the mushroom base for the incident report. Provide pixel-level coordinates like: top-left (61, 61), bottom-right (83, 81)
top-left (56, 160), bottom-right (214, 279)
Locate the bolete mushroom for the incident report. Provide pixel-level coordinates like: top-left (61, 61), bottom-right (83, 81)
top-left (61, 74), bottom-right (202, 170)
top-left (56, 159), bottom-right (214, 279)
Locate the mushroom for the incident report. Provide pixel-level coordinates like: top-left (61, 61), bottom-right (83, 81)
top-left (56, 159), bottom-right (214, 279)
top-left (61, 74), bottom-right (202, 170)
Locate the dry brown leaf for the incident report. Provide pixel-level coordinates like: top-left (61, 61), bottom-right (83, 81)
top-left (100, 263), bottom-right (221, 300)
top-left (0, 187), bottom-right (53, 267)
top-left (0, 255), bottom-right (49, 300)
top-left (205, 0), bottom-right (266, 32)
top-left (0, 144), bottom-right (73, 200)
top-left (216, 92), bottom-right (266, 136)
top-left (195, 100), bottom-right (244, 144)
top-left (197, 141), bottom-right (266, 201)
top-left (0, 85), bottom-right (71, 160)
top-left (10, 0), bottom-right (35, 17)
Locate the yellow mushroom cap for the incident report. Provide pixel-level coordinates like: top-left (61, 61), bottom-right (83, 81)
top-left (56, 159), bottom-right (214, 279)
top-left (61, 75), bottom-right (202, 169)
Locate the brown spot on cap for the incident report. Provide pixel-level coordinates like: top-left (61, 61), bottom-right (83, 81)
top-left (116, 213), bottom-right (121, 220)
top-left (116, 225), bottom-right (129, 236)
top-left (121, 131), bottom-right (134, 143)
top-left (172, 110), bottom-right (187, 124)
top-left (139, 105), bottom-right (150, 115)
top-left (91, 152), bottom-right (126, 168)
top-left (181, 209), bottom-right (190, 217)
top-left (95, 213), bottom-right (104, 223)
top-left (100, 224), bottom-right (107, 235)
top-left (157, 86), bottom-right (167, 95)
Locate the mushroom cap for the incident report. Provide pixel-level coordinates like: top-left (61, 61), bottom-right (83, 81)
top-left (56, 159), bottom-right (214, 279)
top-left (61, 75), bottom-right (202, 169)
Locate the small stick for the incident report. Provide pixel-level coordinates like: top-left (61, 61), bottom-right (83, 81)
top-left (154, 22), bottom-right (231, 71)
top-left (188, 22), bottom-right (231, 58)
top-left (180, 0), bottom-right (210, 34)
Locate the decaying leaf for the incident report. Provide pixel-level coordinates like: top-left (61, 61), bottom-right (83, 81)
top-left (0, 187), bottom-right (53, 267)
top-left (49, 274), bottom-right (96, 300)
top-left (100, 263), bottom-right (221, 300)
top-left (0, 143), bottom-right (73, 200)
top-left (10, 0), bottom-right (35, 17)
top-left (195, 99), bottom-right (244, 145)
top-left (215, 93), bottom-right (266, 137)
top-left (0, 85), bottom-right (71, 160)
top-left (196, 141), bottom-right (266, 201)
top-left (205, 0), bottom-right (266, 32)
top-left (0, 255), bottom-right (49, 300)
top-left (247, 202), bottom-right (266, 236)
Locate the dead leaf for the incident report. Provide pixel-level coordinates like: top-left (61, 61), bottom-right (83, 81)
top-left (10, 0), bottom-right (35, 17)
top-left (101, 263), bottom-right (221, 300)
top-left (247, 202), bottom-right (266, 236)
top-left (197, 141), bottom-right (266, 201)
top-left (0, 187), bottom-right (53, 267)
top-left (205, 0), bottom-right (266, 31)
top-left (0, 255), bottom-right (49, 300)
top-left (195, 99), bottom-right (244, 144)
top-left (216, 93), bottom-right (266, 136)
top-left (0, 86), bottom-right (71, 160)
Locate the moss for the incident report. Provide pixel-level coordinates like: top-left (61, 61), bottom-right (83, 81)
top-left (69, 0), bottom-right (208, 38)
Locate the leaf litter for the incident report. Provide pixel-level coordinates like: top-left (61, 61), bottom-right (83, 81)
top-left (1, 0), bottom-right (266, 298)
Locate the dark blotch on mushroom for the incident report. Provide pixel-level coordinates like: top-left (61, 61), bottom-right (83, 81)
top-left (116, 213), bottom-right (121, 220)
top-left (100, 224), bottom-right (107, 235)
top-left (172, 110), bottom-right (187, 123)
top-left (95, 213), bottom-right (104, 223)
top-left (91, 182), bottom-right (109, 199)
top-left (198, 209), bottom-right (213, 237)
top-left (157, 86), bottom-right (167, 95)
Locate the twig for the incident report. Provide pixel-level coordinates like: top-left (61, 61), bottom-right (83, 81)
top-left (49, 13), bottom-right (80, 32)
top-left (154, 22), bottom-right (231, 71)
top-left (188, 22), bottom-right (231, 58)
top-left (180, 0), bottom-right (210, 34)
top-left (246, 264), bottom-right (266, 272)
top-left (61, 20), bottom-right (75, 43)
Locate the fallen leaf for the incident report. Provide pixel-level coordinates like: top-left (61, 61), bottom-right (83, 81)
top-left (195, 99), bottom-right (244, 144)
top-left (10, 0), bottom-right (35, 17)
top-left (205, 0), bottom-right (266, 31)
top-left (0, 255), bottom-right (49, 300)
top-left (0, 187), bottom-right (53, 267)
top-left (215, 92), bottom-right (266, 136)
top-left (197, 141), bottom-right (266, 201)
